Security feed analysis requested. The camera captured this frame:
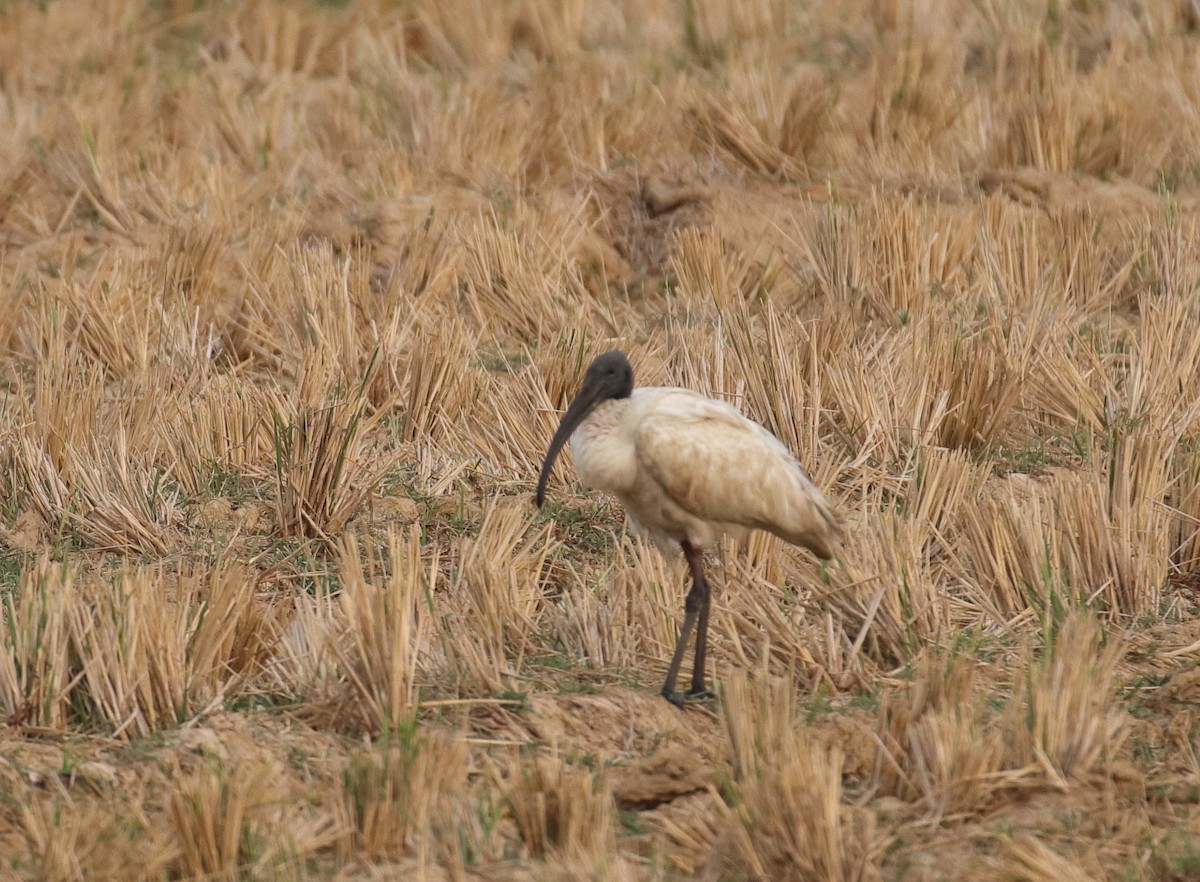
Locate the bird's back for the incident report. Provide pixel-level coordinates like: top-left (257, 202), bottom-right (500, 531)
top-left (632, 389), bottom-right (839, 559)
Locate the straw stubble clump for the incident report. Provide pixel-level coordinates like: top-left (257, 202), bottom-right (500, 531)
top-left (2, 0), bottom-right (1200, 878)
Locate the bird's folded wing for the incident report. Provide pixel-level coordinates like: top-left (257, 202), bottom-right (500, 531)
top-left (633, 400), bottom-right (837, 556)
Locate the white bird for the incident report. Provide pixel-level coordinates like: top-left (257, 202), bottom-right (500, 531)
top-left (536, 350), bottom-right (840, 706)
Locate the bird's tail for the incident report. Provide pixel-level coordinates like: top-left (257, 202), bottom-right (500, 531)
top-left (768, 472), bottom-right (841, 560)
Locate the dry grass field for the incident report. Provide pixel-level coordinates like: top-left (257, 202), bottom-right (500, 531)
top-left (4, 0), bottom-right (1200, 878)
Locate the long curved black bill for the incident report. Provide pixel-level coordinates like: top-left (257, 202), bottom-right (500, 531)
top-left (535, 386), bottom-right (602, 507)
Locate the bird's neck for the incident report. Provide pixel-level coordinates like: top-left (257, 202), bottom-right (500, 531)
top-left (577, 397), bottom-right (628, 437)
top-left (569, 396), bottom-right (638, 495)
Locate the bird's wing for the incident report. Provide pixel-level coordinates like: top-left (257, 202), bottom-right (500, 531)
top-left (633, 392), bottom-right (839, 557)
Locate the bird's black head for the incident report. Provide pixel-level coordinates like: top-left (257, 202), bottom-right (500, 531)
top-left (535, 350), bottom-right (636, 507)
top-left (581, 350), bottom-right (634, 401)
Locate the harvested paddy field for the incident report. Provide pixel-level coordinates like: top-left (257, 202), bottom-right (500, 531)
top-left (3, 1), bottom-right (1200, 879)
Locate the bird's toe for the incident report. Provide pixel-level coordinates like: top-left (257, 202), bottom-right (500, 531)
top-left (661, 689), bottom-right (687, 708)
top-left (685, 688), bottom-right (716, 702)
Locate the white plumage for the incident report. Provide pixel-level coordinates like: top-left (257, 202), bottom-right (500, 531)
top-left (569, 387), bottom-right (837, 556)
top-left (536, 350), bottom-right (839, 706)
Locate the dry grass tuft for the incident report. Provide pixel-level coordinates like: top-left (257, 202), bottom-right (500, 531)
top-left (337, 731), bottom-right (472, 864)
top-left (165, 761), bottom-right (321, 881)
top-left (272, 349), bottom-right (398, 541)
top-left (441, 501), bottom-right (558, 694)
top-left (1001, 834), bottom-right (1100, 882)
top-left (160, 373), bottom-right (276, 496)
top-left (0, 557), bottom-right (77, 729)
top-left (167, 767), bottom-right (263, 880)
top-left (510, 754), bottom-right (615, 863)
top-left (16, 796), bottom-right (173, 882)
top-left (1006, 614), bottom-right (1126, 785)
top-left (0, 556), bottom-right (270, 736)
top-left (872, 613), bottom-right (1126, 822)
top-left (871, 645), bottom-right (1009, 819)
top-left (327, 528), bottom-right (430, 734)
top-left (10, 344), bottom-right (179, 553)
top-left (714, 670), bottom-right (881, 881)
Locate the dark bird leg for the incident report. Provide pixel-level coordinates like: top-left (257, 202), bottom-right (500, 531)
top-left (662, 540), bottom-right (710, 707)
top-left (689, 558), bottom-right (714, 699)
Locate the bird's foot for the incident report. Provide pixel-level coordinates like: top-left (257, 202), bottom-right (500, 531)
top-left (661, 688), bottom-right (716, 708)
